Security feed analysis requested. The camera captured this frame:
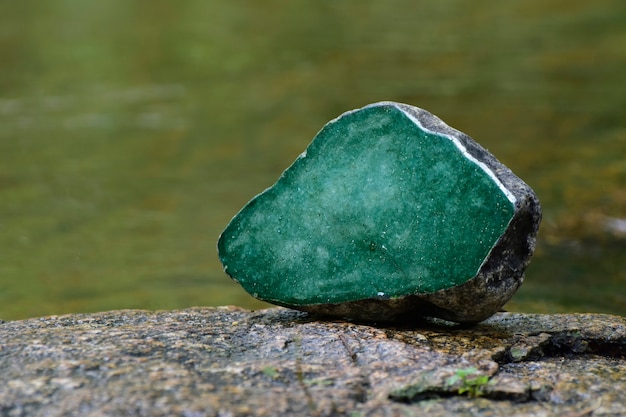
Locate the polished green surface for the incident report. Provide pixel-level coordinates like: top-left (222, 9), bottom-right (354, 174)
top-left (0, 1), bottom-right (624, 319)
top-left (219, 104), bottom-right (515, 304)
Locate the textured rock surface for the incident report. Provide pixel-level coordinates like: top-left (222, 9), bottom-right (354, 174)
top-left (1, 307), bottom-right (625, 417)
top-left (218, 102), bottom-right (541, 323)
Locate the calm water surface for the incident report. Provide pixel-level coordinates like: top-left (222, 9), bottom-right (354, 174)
top-left (1, 1), bottom-right (624, 320)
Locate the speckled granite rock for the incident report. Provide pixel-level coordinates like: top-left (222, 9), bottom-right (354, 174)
top-left (1, 307), bottom-right (625, 417)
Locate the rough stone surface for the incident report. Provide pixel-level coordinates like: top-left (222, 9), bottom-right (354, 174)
top-left (218, 102), bottom-right (541, 323)
top-left (1, 307), bottom-right (625, 416)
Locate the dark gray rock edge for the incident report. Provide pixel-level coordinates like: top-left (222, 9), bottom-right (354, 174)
top-left (302, 102), bottom-right (541, 323)
top-left (1, 307), bottom-right (624, 417)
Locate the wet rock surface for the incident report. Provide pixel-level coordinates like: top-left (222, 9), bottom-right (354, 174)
top-left (1, 307), bottom-right (625, 416)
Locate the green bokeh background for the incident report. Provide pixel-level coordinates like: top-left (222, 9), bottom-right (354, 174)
top-left (1, 1), bottom-right (624, 320)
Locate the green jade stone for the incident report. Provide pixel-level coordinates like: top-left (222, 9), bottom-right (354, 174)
top-left (218, 102), bottom-right (541, 323)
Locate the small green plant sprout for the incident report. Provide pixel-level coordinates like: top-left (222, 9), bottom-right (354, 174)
top-left (261, 366), bottom-right (279, 379)
top-left (446, 367), bottom-right (492, 398)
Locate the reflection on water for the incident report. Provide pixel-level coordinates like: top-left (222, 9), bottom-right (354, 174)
top-left (0, 85), bottom-right (188, 132)
top-left (0, 1), bottom-right (624, 319)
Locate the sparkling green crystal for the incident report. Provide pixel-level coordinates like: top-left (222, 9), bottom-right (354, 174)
top-left (218, 103), bottom-right (520, 310)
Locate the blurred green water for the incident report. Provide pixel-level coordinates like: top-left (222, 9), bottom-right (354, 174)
top-left (0, 1), bottom-right (624, 320)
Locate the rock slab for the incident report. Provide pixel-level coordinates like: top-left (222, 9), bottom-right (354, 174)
top-left (218, 102), bottom-right (541, 323)
top-left (1, 307), bottom-right (625, 416)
